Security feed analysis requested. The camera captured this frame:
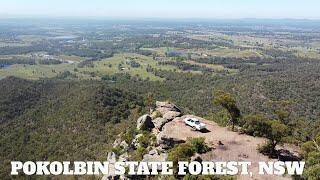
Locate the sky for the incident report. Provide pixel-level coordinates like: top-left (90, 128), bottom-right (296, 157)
top-left (1, 0), bottom-right (320, 19)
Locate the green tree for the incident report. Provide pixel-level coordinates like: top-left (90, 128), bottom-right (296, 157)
top-left (144, 92), bottom-right (154, 113)
top-left (188, 137), bottom-right (210, 154)
top-left (168, 138), bottom-right (209, 169)
top-left (168, 143), bottom-right (195, 167)
top-left (243, 115), bottom-right (289, 155)
top-left (213, 90), bottom-right (240, 131)
top-left (301, 134), bottom-right (320, 179)
top-left (242, 114), bottom-right (270, 137)
top-left (265, 120), bottom-right (289, 155)
top-left (270, 100), bottom-right (294, 125)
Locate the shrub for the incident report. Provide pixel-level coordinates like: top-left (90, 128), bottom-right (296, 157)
top-left (302, 134), bottom-right (320, 179)
top-left (151, 110), bottom-right (162, 119)
top-left (138, 132), bottom-right (156, 148)
top-left (122, 127), bottom-right (137, 144)
top-left (242, 114), bottom-right (269, 136)
top-left (111, 146), bottom-right (123, 157)
top-left (168, 143), bottom-right (195, 166)
top-left (257, 141), bottom-right (274, 155)
top-left (168, 137), bottom-right (210, 167)
top-left (188, 137), bottom-right (210, 154)
top-left (131, 147), bottom-right (147, 161)
top-left (183, 174), bottom-right (236, 180)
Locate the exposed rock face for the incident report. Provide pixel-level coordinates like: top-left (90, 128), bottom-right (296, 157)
top-left (157, 132), bottom-right (185, 149)
top-left (148, 149), bottom-right (158, 156)
top-left (153, 117), bottom-right (169, 131)
top-left (142, 149), bottom-right (168, 170)
top-left (191, 153), bottom-right (203, 162)
top-left (104, 102), bottom-right (186, 180)
top-left (113, 138), bottom-right (122, 148)
top-left (163, 111), bottom-right (181, 120)
top-left (132, 134), bottom-right (143, 148)
top-left (143, 152), bottom-right (167, 162)
top-left (120, 141), bottom-right (129, 151)
top-left (107, 152), bottom-right (116, 164)
top-left (136, 114), bottom-right (154, 131)
top-left (156, 101), bottom-right (181, 116)
top-left (118, 152), bottom-right (129, 162)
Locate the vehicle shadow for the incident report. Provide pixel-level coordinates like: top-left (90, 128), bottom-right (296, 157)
top-left (200, 128), bottom-right (211, 133)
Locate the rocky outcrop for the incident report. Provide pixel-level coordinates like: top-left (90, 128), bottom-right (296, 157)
top-left (118, 152), bottom-right (129, 162)
top-left (120, 141), bottom-right (129, 151)
top-left (142, 148), bottom-right (168, 170)
top-left (156, 101), bottom-right (181, 116)
top-left (107, 152), bottom-right (116, 163)
top-left (163, 111), bottom-right (181, 120)
top-left (153, 117), bottom-right (169, 131)
top-left (136, 114), bottom-right (154, 131)
top-left (132, 134), bottom-right (143, 148)
top-left (103, 102), bottom-right (184, 180)
top-left (151, 101), bottom-right (182, 131)
top-left (113, 138), bottom-right (122, 148)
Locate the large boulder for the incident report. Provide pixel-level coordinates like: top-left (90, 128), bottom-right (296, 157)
top-left (136, 114), bottom-right (154, 131)
top-left (163, 111), bottom-right (181, 121)
top-left (143, 152), bottom-right (167, 162)
top-left (148, 149), bottom-right (158, 156)
top-left (153, 117), bottom-right (169, 131)
top-left (142, 149), bottom-right (168, 171)
top-left (142, 153), bottom-right (168, 171)
top-left (156, 101), bottom-right (181, 116)
top-left (107, 152), bottom-right (116, 164)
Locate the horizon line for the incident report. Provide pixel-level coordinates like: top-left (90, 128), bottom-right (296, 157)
top-left (1, 15), bottom-right (320, 21)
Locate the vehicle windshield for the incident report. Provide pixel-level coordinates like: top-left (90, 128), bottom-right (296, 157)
top-left (195, 121), bottom-right (200, 124)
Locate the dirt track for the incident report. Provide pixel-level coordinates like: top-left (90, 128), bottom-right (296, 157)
top-left (162, 115), bottom-right (298, 180)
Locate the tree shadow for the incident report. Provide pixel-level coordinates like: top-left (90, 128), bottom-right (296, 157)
top-left (277, 149), bottom-right (301, 161)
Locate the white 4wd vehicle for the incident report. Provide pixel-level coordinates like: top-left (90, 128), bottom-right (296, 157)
top-left (184, 118), bottom-right (206, 131)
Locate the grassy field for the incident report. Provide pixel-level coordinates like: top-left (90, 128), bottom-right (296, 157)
top-left (142, 46), bottom-right (262, 58)
top-left (194, 47), bottom-right (263, 58)
top-left (0, 53), bottom-right (180, 81)
top-left (78, 53), bottom-right (178, 81)
top-left (0, 63), bottom-right (76, 80)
